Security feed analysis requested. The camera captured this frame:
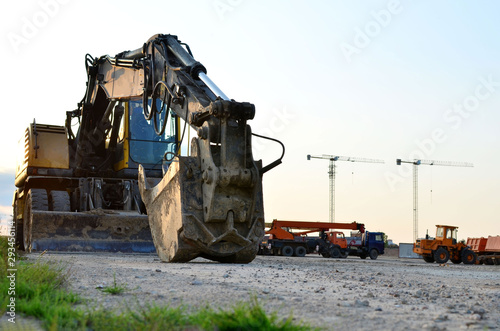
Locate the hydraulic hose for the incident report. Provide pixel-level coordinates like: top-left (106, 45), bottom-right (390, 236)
top-left (252, 133), bottom-right (285, 174)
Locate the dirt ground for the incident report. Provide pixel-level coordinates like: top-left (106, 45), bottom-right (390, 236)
top-left (6, 249), bottom-right (500, 330)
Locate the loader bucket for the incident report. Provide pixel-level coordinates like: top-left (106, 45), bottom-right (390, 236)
top-left (29, 210), bottom-right (155, 252)
top-left (138, 156), bottom-right (265, 263)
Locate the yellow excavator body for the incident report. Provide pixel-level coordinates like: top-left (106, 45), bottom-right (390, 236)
top-left (13, 34), bottom-right (282, 263)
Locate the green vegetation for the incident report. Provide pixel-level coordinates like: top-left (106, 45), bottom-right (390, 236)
top-left (1, 239), bottom-right (83, 329)
top-left (99, 273), bottom-right (128, 295)
top-left (82, 300), bottom-right (309, 331)
top-left (0, 237), bottom-right (318, 331)
top-left (383, 233), bottom-right (389, 248)
top-left (1, 235), bottom-right (11, 309)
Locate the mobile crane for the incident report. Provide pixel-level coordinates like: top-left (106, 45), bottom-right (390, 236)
top-left (264, 219), bottom-right (385, 259)
top-left (12, 34), bottom-right (283, 263)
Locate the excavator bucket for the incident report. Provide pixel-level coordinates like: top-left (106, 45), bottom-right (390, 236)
top-left (28, 210), bottom-right (155, 253)
top-left (138, 154), bottom-right (265, 263)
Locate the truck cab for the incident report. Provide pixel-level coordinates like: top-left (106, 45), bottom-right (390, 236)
top-left (346, 231), bottom-right (385, 259)
top-left (363, 231), bottom-right (385, 258)
top-left (326, 231), bottom-right (348, 249)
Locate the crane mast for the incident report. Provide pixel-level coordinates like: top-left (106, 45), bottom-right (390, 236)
top-left (396, 159), bottom-right (473, 242)
top-left (307, 154), bottom-right (384, 222)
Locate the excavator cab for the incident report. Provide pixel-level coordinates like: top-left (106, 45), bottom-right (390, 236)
top-left (119, 99), bottom-right (178, 173)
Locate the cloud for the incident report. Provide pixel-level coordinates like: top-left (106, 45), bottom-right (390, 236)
top-left (0, 205), bottom-right (12, 235)
top-left (0, 172), bottom-right (14, 227)
top-left (0, 205), bottom-right (11, 216)
top-left (0, 172), bottom-right (14, 214)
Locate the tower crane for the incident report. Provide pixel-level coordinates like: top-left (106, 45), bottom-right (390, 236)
top-left (307, 154), bottom-right (384, 222)
top-left (396, 159), bottom-right (473, 242)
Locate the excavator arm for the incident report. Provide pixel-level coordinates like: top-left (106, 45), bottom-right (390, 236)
top-left (72, 34), bottom-right (282, 262)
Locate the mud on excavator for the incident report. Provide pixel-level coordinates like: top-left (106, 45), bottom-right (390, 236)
top-left (13, 34), bottom-right (283, 263)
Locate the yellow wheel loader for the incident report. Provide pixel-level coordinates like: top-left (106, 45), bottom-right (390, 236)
top-left (13, 34), bottom-right (283, 263)
top-left (413, 225), bottom-right (477, 264)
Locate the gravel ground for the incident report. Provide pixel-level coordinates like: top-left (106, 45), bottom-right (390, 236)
top-left (3, 249), bottom-right (500, 330)
top-left (8, 253), bottom-right (500, 330)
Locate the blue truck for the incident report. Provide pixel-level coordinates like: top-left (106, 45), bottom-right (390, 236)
top-left (345, 231), bottom-right (385, 259)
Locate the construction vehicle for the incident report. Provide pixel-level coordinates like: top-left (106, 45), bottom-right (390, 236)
top-left (265, 220), bottom-right (365, 258)
top-left (345, 232), bottom-right (385, 259)
top-left (413, 225), bottom-right (476, 264)
top-left (467, 236), bottom-right (500, 265)
top-left (12, 34), bottom-right (283, 263)
top-left (263, 219), bottom-right (384, 259)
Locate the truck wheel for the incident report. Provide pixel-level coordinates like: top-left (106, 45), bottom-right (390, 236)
top-left (282, 246), bottom-right (294, 257)
top-left (48, 191), bottom-right (71, 211)
top-left (369, 249), bottom-right (379, 260)
top-left (23, 189), bottom-right (48, 252)
top-left (433, 247), bottom-right (450, 264)
top-left (423, 255), bottom-right (435, 263)
top-left (461, 250), bottom-right (477, 265)
top-left (330, 247), bottom-right (341, 258)
top-left (295, 246), bottom-right (307, 257)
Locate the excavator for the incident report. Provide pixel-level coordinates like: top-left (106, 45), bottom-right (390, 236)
top-left (12, 34), bottom-right (283, 263)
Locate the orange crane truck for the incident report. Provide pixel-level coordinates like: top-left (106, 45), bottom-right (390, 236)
top-left (263, 219), bottom-right (385, 259)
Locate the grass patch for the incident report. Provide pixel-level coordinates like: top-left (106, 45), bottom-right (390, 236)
top-left (14, 260), bottom-right (83, 328)
top-left (0, 235), bottom-right (11, 310)
top-left (99, 273), bottom-right (128, 295)
top-left (1, 239), bottom-right (84, 329)
top-left (190, 298), bottom-right (308, 331)
top-left (82, 299), bottom-right (312, 331)
top-left (0, 237), bottom-right (318, 330)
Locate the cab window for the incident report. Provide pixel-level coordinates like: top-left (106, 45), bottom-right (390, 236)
top-left (128, 99), bottom-right (177, 165)
top-left (436, 227), bottom-right (444, 238)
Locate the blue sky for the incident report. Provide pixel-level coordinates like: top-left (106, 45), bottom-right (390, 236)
top-left (1, 0), bottom-right (499, 244)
